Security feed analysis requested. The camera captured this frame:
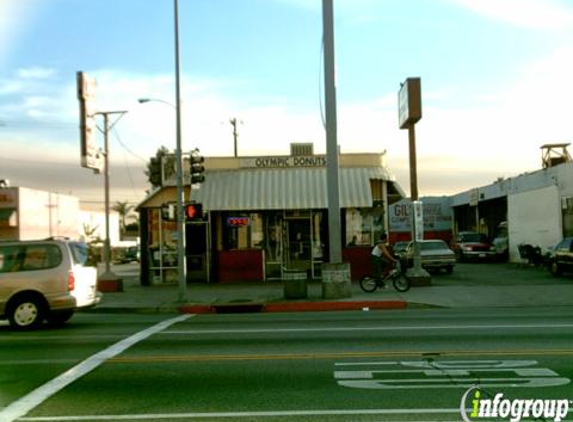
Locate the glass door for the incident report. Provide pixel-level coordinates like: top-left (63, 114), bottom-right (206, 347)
top-left (283, 212), bottom-right (312, 273)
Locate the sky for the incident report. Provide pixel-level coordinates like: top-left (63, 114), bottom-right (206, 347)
top-left (2, 0), bottom-right (573, 207)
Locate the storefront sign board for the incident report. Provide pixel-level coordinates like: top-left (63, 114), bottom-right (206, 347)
top-left (241, 156), bottom-right (327, 169)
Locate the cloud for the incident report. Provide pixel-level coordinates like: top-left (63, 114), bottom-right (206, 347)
top-left (3, 38), bottom-right (573, 203)
top-left (448, 0), bottom-right (573, 31)
top-left (0, 0), bottom-right (48, 65)
top-left (17, 66), bottom-right (57, 79)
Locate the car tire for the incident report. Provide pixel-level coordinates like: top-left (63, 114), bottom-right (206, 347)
top-left (550, 261), bottom-right (563, 277)
top-left (445, 265), bottom-right (454, 274)
top-left (46, 310), bottom-right (75, 326)
top-left (8, 295), bottom-right (45, 330)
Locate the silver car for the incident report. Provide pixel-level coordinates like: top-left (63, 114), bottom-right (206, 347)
top-left (0, 238), bottom-right (101, 329)
top-left (404, 240), bottom-right (456, 274)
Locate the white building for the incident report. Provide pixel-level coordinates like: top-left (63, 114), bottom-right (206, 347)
top-left (0, 186), bottom-right (80, 240)
top-left (451, 161), bottom-right (573, 262)
top-left (0, 185), bottom-right (122, 246)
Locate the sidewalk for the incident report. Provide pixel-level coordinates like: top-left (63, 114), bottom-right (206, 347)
top-left (92, 266), bottom-right (573, 314)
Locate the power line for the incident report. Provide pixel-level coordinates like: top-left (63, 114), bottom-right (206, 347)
top-left (112, 127), bottom-right (144, 201)
top-left (111, 127), bottom-right (148, 163)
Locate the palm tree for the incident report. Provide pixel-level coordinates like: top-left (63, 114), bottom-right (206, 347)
top-left (112, 201), bottom-right (134, 235)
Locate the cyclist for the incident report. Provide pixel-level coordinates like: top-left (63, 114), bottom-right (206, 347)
top-left (371, 234), bottom-right (397, 283)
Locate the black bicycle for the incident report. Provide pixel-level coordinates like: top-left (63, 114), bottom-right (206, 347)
top-left (359, 260), bottom-right (411, 293)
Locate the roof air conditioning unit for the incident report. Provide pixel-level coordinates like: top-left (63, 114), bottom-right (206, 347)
top-left (290, 143), bottom-right (314, 156)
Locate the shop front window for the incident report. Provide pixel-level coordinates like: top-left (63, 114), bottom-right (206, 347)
top-left (345, 208), bottom-right (385, 246)
top-left (147, 208), bottom-right (179, 284)
top-left (223, 213), bottom-right (263, 250)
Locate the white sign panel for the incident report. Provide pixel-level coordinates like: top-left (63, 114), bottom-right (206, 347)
top-left (77, 71), bottom-right (102, 173)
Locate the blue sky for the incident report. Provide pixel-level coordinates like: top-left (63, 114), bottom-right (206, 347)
top-left (2, 0), bottom-right (573, 205)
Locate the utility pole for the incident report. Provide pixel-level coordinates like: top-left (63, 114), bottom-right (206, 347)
top-left (174, 0), bottom-right (187, 302)
top-left (95, 110), bottom-right (127, 286)
top-left (321, 0), bottom-right (351, 299)
top-left (322, 0), bottom-right (342, 264)
top-left (229, 118), bottom-right (240, 157)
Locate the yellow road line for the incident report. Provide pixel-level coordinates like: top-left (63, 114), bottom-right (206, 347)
top-left (109, 349), bottom-right (573, 363)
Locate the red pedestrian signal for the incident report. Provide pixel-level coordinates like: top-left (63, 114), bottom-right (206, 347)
top-left (185, 203), bottom-right (203, 220)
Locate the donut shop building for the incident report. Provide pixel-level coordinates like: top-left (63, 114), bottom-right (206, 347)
top-left (137, 145), bottom-right (405, 284)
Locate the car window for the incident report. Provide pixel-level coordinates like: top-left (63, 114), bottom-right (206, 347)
top-left (0, 244), bottom-right (62, 272)
top-left (555, 239), bottom-right (571, 251)
top-left (0, 245), bottom-right (24, 273)
top-left (421, 241), bottom-right (447, 251)
top-left (461, 233), bottom-right (486, 242)
top-left (69, 242), bottom-right (89, 266)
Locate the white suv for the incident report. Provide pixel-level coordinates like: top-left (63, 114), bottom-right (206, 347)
top-left (0, 238), bottom-right (101, 330)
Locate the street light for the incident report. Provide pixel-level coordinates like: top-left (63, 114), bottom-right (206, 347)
top-left (138, 0), bottom-right (186, 301)
top-left (138, 98), bottom-right (175, 108)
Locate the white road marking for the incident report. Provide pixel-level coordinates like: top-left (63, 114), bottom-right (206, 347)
top-left (18, 408), bottom-right (461, 421)
top-left (334, 360), bottom-right (571, 389)
top-left (162, 322), bottom-right (573, 335)
top-left (0, 314), bottom-right (192, 422)
top-left (0, 335), bottom-right (128, 342)
top-left (0, 359), bottom-right (78, 366)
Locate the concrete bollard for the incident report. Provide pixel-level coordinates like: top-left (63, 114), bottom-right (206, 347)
top-left (321, 262), bottom-right (352, 299)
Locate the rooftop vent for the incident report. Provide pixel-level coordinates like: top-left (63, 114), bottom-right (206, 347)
top-left (290, 143), bottom-right (314, 156)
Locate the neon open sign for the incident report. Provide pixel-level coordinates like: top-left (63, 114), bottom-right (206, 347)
top-left (227, 217), bottom-right (250, 227)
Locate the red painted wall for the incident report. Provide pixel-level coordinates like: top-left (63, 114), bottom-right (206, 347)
top-left (389, 230), bottom-right (453, 244)
top-left (342, 246), bottom-right (372, 280)
top-left (217, 250), bottom-right (265, 282)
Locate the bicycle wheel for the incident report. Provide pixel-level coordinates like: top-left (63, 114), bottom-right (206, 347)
top-left (392, 273), bottom-right (411, 292)
top-left (359, 275), bottom-right (378, 293)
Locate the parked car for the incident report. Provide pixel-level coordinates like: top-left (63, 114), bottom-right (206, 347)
top-left (492, 221), bottom-right (509, 261)
top-left (392, 241), bottom-right (410, 258)
top-left (450, 231), bottom-right (497, 262)
top-left (548, 237), bottom-right (573, 277)
top-left (0, 238), bottom-right (101, 330)
top-left (403, 240), bottom-right (456, 274)
top-left (117, 246), bottom-right (140, 263)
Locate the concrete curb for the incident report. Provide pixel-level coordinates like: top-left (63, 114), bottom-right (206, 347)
top-left (178, 300), bottom-right (408, 314)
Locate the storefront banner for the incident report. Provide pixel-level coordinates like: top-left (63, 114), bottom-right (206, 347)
top-left (390, 198), bottom-right (452, 232)
top-left (241, 156), bottom-right (327, 169)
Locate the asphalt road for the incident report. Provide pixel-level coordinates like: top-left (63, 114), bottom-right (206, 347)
top-left (1, 307), bottom-right (573, 422)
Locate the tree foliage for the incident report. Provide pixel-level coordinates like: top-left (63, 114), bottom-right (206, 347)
top-left (145, 145), bottom-right (170, 189)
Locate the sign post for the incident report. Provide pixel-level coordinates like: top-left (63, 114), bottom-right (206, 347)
top-left (398, 77), bottom-right (430, 285)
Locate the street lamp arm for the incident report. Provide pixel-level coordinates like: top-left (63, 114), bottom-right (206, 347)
top-left (138, 98), bottom-right (176, 108)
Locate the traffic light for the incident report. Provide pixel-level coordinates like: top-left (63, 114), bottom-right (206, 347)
top-left (185, 203), bottom-right (203, 221)
top-left (161, 203), bottom-right (176, 221)
top-left (190, 149), bottom-right (205, 184)
top-left (149, 157), bottom-right (162, 187)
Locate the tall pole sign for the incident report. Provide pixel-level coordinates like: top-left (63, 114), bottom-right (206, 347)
top-left (398, 77), bottom-right (430, 284)
top-left (398, 77), bottom-right (422, 199)
top-left (77, 71), bottom-right (103, 174)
